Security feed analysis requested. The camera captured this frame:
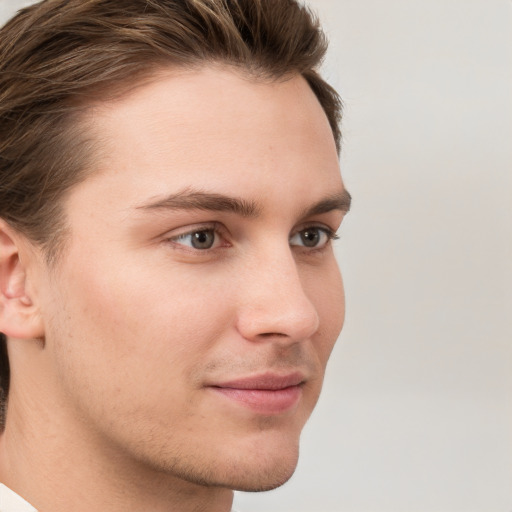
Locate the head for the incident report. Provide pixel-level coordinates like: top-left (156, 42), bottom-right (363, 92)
top-left (0, 0), bottom-right (347, 494)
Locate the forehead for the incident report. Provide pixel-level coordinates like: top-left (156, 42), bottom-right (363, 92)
top-left (72, 65), bottom-right (343, 217)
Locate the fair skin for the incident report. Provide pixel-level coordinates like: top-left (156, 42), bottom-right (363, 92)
top-left (0, 66), bottom-right (349, 512)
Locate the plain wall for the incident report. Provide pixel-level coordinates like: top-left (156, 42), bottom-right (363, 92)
top-left (1, 1), bottom-right (511, 511)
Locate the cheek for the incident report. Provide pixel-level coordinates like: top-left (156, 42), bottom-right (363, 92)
top-left (42, 259), bottom-right (244, 452)
top-left (307, 260), bottom-right (345, 365)
top-left (45, 253), bottom-right (235, 405)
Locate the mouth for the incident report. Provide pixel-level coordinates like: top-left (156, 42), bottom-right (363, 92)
top-left (207, 372), bottom-right (306, 415)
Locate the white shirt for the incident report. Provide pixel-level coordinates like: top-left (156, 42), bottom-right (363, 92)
top-left (0, 483), bottom-right (238, 512)
top-left (0, 484), bottom-right (36, 512)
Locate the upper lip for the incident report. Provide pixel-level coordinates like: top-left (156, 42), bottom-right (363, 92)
top-left (210, 372), bottom-right (306, 390)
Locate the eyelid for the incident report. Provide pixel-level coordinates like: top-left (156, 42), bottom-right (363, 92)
top-left (289, 224), bottom-right (339, 250)
top-left (164, 222), bottom-right (230, 251)
top-left (293, 221), bottom-right (339, 238)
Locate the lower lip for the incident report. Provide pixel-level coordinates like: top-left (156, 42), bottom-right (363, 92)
top-left (210, 385), bottom-right (303, 415)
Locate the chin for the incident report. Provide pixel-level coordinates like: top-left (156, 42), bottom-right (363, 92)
top-left (165, 435), bottom-right (301, 492)
top-left (213, 439), bottom-right (301, 492)
top-left (231, 464), bottom-right (298, 493)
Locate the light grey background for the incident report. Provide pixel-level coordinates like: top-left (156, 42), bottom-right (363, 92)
top-left (1, 1), bottom-right (511, 511)
top-left (239, 2), bottom-right (512, 511)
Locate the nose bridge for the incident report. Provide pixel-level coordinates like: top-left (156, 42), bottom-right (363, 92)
top-left (236, 243), bottom-right (320, 342)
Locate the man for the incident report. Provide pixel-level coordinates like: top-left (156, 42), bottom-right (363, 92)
top-left (0, 0), bottom-right (350, 510)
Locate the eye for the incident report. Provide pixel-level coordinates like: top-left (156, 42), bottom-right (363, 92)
top-left (171, 228), bottom-right (220, 250)
top-left (289, 227), bottom-right (336, 249)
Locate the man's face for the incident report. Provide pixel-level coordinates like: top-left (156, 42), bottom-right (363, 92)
top-left (34, 67), bottom-right (348, 491)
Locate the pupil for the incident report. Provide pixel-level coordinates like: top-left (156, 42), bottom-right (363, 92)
top-left (192, 230), bottom-right (215, 249)
top-left (302, 229), bottom-right (319, 247)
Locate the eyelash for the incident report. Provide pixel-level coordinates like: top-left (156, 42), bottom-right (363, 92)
top-left (167, 222), bottom-right (229, 251)
top-left (289, 226), bottom-right (339, 251)
top-left (165, 223), bottom-right (339, 253)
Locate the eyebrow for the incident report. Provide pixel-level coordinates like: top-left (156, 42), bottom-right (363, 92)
top-left (301, 190), bottom-right (352, 218)
top-left (135, 187), bottom-right (351, 218)
top-left (136, 189), bottom-right (260, 217)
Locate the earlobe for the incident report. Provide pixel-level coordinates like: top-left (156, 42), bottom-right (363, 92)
top-left (0, 221), bottom-right (44, 340)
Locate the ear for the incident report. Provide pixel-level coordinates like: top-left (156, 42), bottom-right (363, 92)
top-left (0, 220), bottom-right (44, 340)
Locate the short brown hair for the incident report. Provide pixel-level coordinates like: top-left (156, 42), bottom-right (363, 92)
top-left (0, 0), bottom-right (342, 429)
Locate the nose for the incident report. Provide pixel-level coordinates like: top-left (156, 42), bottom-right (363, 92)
top-left (235, 248), bottom-right (320, 344)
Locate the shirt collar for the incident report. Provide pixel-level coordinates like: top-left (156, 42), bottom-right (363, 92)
top-left (0, 484), bottom-right (37, 511)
